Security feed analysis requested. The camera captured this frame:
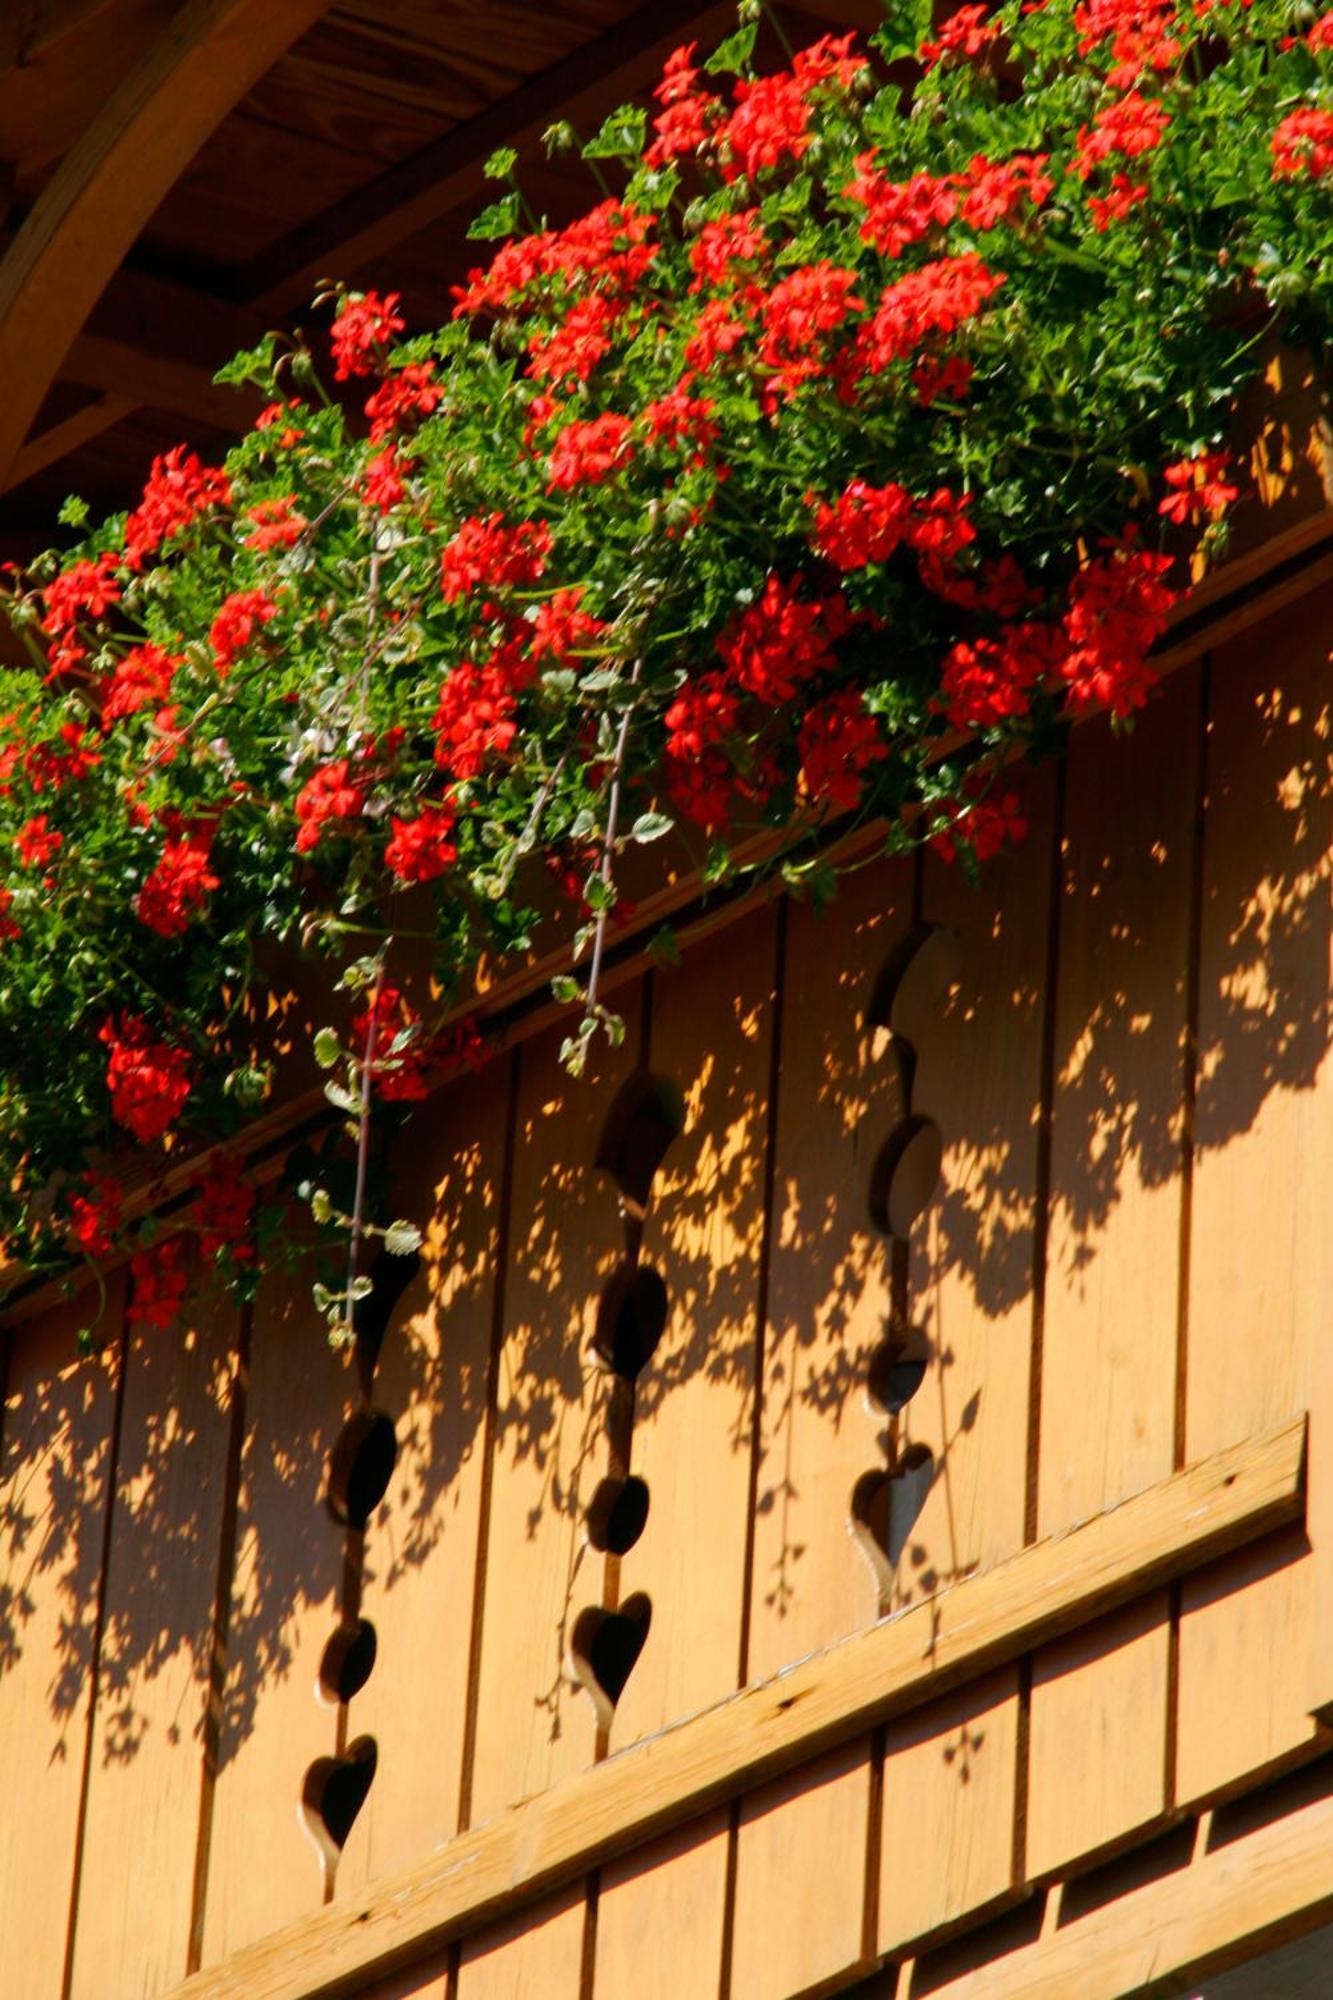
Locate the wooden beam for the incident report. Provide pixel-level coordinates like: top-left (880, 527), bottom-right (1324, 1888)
top-left (236, 0), bottom-right (734, 311)
top-left (65, 331), bottom-right (260, 436)
top-left (0, 0), bottom-right (334, 484)
top-left (899, 1769), bottom-right (1333, 1999)
top-left (3, 391), bottom-right (135, 491)
top-left (165, 1419), bottom-right (1305, 2000)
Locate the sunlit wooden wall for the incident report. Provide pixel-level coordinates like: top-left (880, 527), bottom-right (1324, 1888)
top-left (0, 582), bottom-right (1329, 2000)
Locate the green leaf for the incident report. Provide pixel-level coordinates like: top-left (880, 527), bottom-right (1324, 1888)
top-left (324, 1080), bottom-right (360, 1115)
top-left (467, 192), bottom-right (521, 242)
top-left (313, 1027), bottom-right (342, 1069)
top-left (57, 495), bottom-right (90, 530)
top-left (630, 811), bottom-right (673, 845)
top-left (384, 1219), bottom-right (422, 1257)
top-left (483, 146), bottom-right (519, 181)
top-left (310, 1188), bottom-right (334, 1225)
top-left (648, 924), bottom-right (681, 966)
top-left (584, 105), bottom-right (646, 161)
top-left (551, 974), bottom-right (581, 1003)
top-left (704, 22), bottom-right (758, 74)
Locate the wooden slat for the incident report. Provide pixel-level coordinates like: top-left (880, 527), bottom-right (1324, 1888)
top-left (456, 1886), bottom-right (585, 2000)
top-left (1026, 671), bottom-right (1202, 1876)
top-left (0, 1283), bottom-right (122, 1998)
top-left (0, 0), bottom-right (332, 481)
top-left (730, 860), bottom-right (910, 1998)
top-left (165, 1415), bottom-right (1306, 2000)
top-left (67, 1275), bottom-right (239, 1998)
top-left (1176, 596), bottom-right (1333, 1804)
top-left (880, 765), bottom-right (1058, 1950)
top-left (595, 1812), bottom-right (730, 2000)
top-left (4, 391), bottom-right (135, 490)
top-left (464, 1002), bottom-right (640, 1825)
top-left (336, 1061), bottom-right (510, 1894)
top-left (599, 908), bottom-right (777, 1993)
top-left (903, 1764), bottom-right (1333, 2000)
top-left (198, 1253), bottom-right (351, 1963)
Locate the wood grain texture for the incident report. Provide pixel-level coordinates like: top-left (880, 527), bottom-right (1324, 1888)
top-left (0, 1284), bottom-right (122, 1999)
top-left (1027, 672), bottom-right (1202, 1877)
top-left (0, 0), bottom-right (331, 479)
top-left (1177, 597), bottom-right (1332, 1804)
top-left (906, 1762), bottom-right (1333, 2000)
top-left (465, 1002), bottom-right (641, 1824)
top-left (337, 1062), bottom-right (509, 1894)
top-left (164, 1416), bottom-right (1305, 2000)
top-left (614, 907), bottom-right (778, 1745)
top-left (879, 765), bottom-right (1057, 1950)
top-left (595, 1811), bottom-right (730, 1999)
top-left (455, 1885), bottom-right (585, 2000)
top-left (67, 1273), bottom-right (239, 1998)
top-left (199, 1252), bottom-right (351, 1963)
top-left (732, 860), bottom-right (910, 1998)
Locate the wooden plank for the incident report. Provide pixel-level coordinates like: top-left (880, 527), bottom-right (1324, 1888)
top-left (464, 1000), bottom-right (641, 1824)
top-left (598, 909), bottom-right (776, 1994)
top-left (4, 391), bottom-right (135, 491)
top-left (731, 860), bottom-right (910, 1997)
top-left (595, 1811), bottom-right (730, 2000)
top-left (613, 906), bottom-right (778, 1744)
top-left (455, 1886), bottom-right (585, 2000)
top-left (337, 1061), bottom-right (510, 1894)
top-left (1177, 596), bottom-right (1333, 1803)
top-left (199, 1251), bottom-right (351, 1963)
top-left (1026, 671), bottom-right (1202, 1876)
top-left (165, 1415), bottom-right (1306, 2000)
top-left (0, 0), bottom-right (332, 481)
top-left (905, 1766), bottom-right (1333, 2000)
top-left (879, 765), bottom-right (1057, 1948)
top-left (67, 1274), bottom-right (239, 1998)
top-left (0, 1283), bottom-right (122, 1998)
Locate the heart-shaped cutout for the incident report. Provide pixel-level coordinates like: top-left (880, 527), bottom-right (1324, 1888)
top-left (595, 1073), bottom-right (686, 1211)
top-left (851, 1445), bottom-right (935, 1596)
top-left (866, 1325), bottom-right (932, 1418)
top-left (570, 1593), bottom-right (652, 1731)
top-left (868, 924), bottom-right (961, 1048)
top-left (586, 1474), bottom-right (650, 1555)
top-left (302, 1734), bottom-right (377, 1871)
top-left (353, 1245), bottom-right (421, 1384)
top-left (326, 1409), bottom-right (398, 1529)
top-left (592, 1262), bottom-right (669, 1379)
top-left (318, 1617), bottom-right (378, 1703)
top-left (868, 1115), bottom-right (943, 1238)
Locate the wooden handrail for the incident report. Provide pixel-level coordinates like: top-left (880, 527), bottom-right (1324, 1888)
top-left (167, 1416), bottom-right (1306, 2000)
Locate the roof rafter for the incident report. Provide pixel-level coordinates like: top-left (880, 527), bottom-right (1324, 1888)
top-left (0, 0), bottom-right (334, 483)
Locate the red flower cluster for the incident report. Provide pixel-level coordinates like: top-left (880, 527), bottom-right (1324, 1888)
top-left (432, 636), bottom-right (535, 782)
top-left (852, 256), bottom-right (1006, 375)
top-left (136, 831), bottom-right (220, 937)
top-left (1158, 451), bottom-right (1239, 523)
top-left (758, 263), bottom-right (865, 400)
top-left (920, 5), bottom-right (1000, 68)
top-left (645, 42), bottom-right (724, 168)
top-left (937, 624), bottom-right (1063, 729)
top-left (42, 553), bottom-right (121, 638)
top-left (330, 290), bottom-right (407, 379)
top-left (529, 294), bottom-right (621, 386)
top-left (294, 760), bottom-right (366, 853)
top-left (365, 363), bottom-right (441, 440)
top-left (355, 985), bottom-right (433, 1101)
top-left (811, 479), bottom-right (975, 572)
top-left (440, 515), bottom-right (551, 601)
top-left (1087, 173), bottom-right (1149, 231)
top-left (929, 782), bottom-right (1028, 863)
top-left (547, 412), bottom-right (635, 491)
top-left (193, 1154), bottom-right (257, 1263)
top-left (101, 644), bottom-right (180, 725)
top-left (688, 210), bottom-right (768, 291)
top-left (1271, 108), bottom-right (1333, 180)
top-left (384, 805), bottom-right (458, 882)
top-left (100, 1014), bottom-right (193, 1143)
top-left (0, 887), bottom-right (18, 946)
top-left (716, 574), bottom-right (851, 703)
top-left (124, 448), bottom-right (231, 569)
top-left (1077, 92), bottom-right (1171, 177)
top-left (68, 1173), bottom-right (124, 1258)
top-left (1074, 0), bottom-right (1180, 86)
top-left (210, 589), bottom-right (277, 676)
top-left (1059, 538), bottom-right (1176, 714)
top-left (797, 691), bottom-right (886, 812)
top-left (16, 813), bottom-right (61, 869)
top-left (364, 446), bottom-right (410, 514)
top-left (243, 496), bottom-right (307, 551)
top-left (128, 1235), bottom-right (190, 1331)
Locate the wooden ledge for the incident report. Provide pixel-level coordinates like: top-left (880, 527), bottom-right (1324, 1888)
top-left (170, 1416), bottom-right (1306, 2000)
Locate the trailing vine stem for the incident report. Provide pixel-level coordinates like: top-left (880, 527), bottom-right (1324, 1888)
top-left (342, 960), bottom-right (384, 1354)
top-left (583, 660), bottom-right (643, 1030)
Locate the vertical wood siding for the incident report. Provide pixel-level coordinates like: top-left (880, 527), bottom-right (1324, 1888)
top-left (1, 586), bottom-right (1328, 1997)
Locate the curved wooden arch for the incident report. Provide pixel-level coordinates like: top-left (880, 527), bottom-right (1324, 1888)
top-left (0, 0), bottom-right (333, 483)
